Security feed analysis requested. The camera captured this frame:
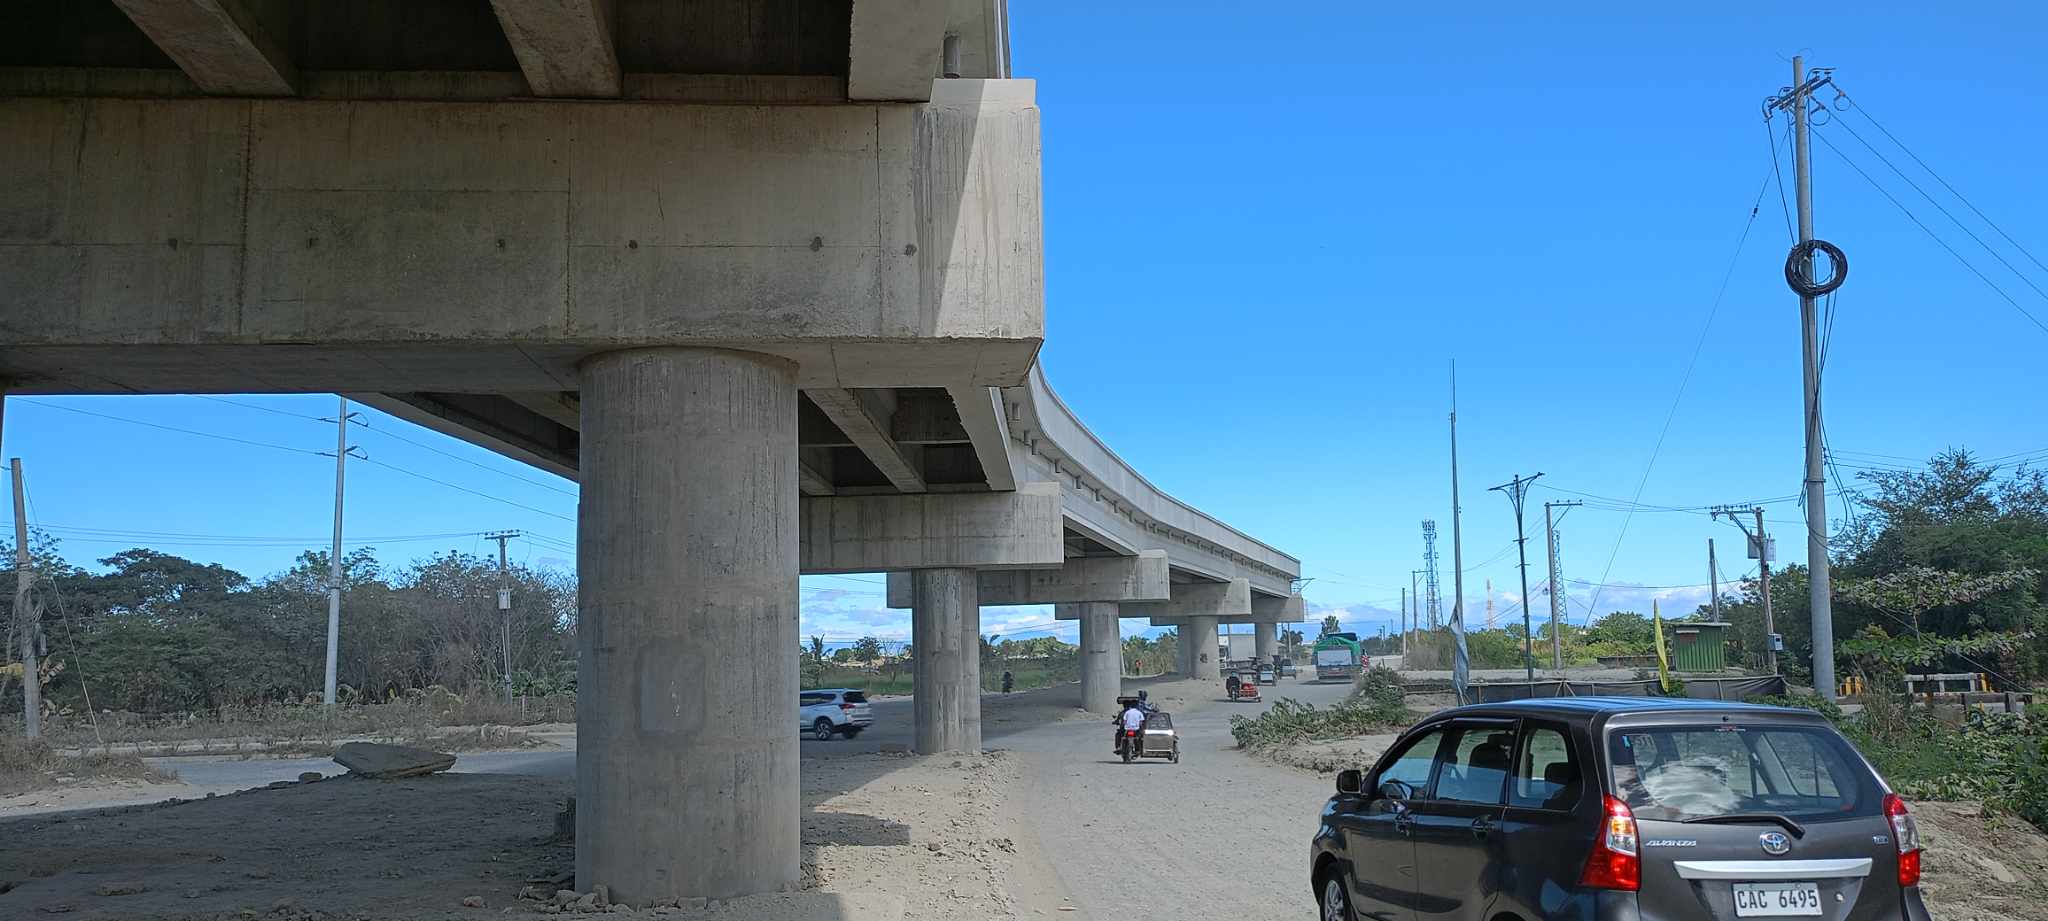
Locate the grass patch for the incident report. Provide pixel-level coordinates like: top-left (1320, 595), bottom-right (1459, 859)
top-left (1753, 692), bottom-right (2048, 832)
top-left (35, 690), bottom-right (567, 756)
top-left (0, 735), bottom-right (173, 796)
top-left (1229, 666), bottom-right (1412, 749)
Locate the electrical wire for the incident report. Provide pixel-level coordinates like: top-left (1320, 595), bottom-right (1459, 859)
top-left (1578, 155), bottom-right (1776, 626)
top-left (1842, 93), bottom-right (2048, 279)
top-left (12, 399), bottom-right (327, 457)
top-left (1809, 128), bottom-right (2048, 336)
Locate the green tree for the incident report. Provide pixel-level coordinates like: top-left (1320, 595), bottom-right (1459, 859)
top-left (805, 636), bottom-right (827, 689)
top-left (851, 636), bottom-right (884, 664)
top-left (1320, 615), bottom-right (1342, 636)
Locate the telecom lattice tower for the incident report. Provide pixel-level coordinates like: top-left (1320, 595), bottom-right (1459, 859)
top-left (1421, 520), bottom-right (1442, 630)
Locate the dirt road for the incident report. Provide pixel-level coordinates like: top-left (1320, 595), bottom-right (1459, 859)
top-left (1000, 675), bottom-right (1360, 919)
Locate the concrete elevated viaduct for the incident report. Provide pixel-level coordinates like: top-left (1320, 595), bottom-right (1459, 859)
top-left (0, 0), bottom-right (1297, 906)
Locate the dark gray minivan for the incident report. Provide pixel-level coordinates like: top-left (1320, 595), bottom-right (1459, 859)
top-left (1310, 698), bottom-right (1933, 921)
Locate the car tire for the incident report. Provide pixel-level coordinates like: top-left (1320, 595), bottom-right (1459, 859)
top-left (812, 718), bottom-right (836, 741)
top-left (1318, 872), bottom-right (1355, 921)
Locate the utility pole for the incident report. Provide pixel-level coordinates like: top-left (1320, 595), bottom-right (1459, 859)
top-left (323, 397), bottom-right (360, 708)
top-left (1447, 362), bottom-right (1469, 700)
top-left (486, 530), bottom-right (521, 704)
top-left (1399, 585), bottom-right (1407, 663)
top-left (1409, 569), bottom-right (1424, 660)
top-left (1421, 522), bottom-right (1441, 630)
top-left (1713, 505), bottom-right (1777, 675)
top-left (1543, 500), bottom-right (1580, 670)
top-left (1489, 472), bottom-right (1543, 681)
top-left (11, 458), bottom-right (39, 738)
top-left (1709, 538), bottom-right (1721, 621)
top-left (1770, 55), bottom-right (1839, 698)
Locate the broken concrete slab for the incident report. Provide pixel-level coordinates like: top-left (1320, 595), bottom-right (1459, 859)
top-left (331, 742), bottom-right (456, 779)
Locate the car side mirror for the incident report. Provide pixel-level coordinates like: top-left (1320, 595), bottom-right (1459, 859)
top-left (1335, 769), bottom-right (1363, 795)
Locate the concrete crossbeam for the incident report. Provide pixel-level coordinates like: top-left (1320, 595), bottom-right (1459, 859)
top-left (797, 482), bottom-right (1062, 574)
top-left (849, 0), bottom-right (948, 101)
top-left (1119, 578), bottom-right (1251, 622)
top-left (1146, 591), bottom-right (1303, 626)
top-left (808, 388), bottom-right (926, 493)
top-left (488, 0), bottom-right (623, 98)
top-left (0, 81), bottom-right (1044, 395)
top-left (888, 550), bottom-right (1168, 607)
top-left (111, 0), bottom-right (296, 96)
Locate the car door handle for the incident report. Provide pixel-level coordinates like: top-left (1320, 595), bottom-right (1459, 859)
top-left (1470, 816), bottom-right (1493, 840)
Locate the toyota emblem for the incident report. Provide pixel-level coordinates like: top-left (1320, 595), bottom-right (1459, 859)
top-left (1759, 831), bottom-right (1792, 856)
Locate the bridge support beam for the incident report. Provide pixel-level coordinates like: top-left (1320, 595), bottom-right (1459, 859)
top-left (1060, 602), bottom-right (1124, 715)
top-left (892, 550), bottom-right (1169, 607)
top-left (576, 347), bottom-right (798, 905)
top-left (912, 567), bottom-right (981, 753)
top-left (1256, 622), bottom-right (1278, 661)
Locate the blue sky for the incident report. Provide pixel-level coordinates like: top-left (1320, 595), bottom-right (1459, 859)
top-left (5, 3), bottom-right (2048, 647)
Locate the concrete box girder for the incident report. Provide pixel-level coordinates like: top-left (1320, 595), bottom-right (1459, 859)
top-left (0, 81), bottom-right (1043, 395)
top-left (887, 549), bottom-right (1168, 607)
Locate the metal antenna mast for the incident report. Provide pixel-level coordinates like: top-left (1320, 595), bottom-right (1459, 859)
top-left (1768, 55), bottom-right (1842, 699)
top-left (1543, 499), bottom-right (1581, 670)
top-left (1489, 472), bottom-right (1543, 681)
top-left (1421, 521), bottom-right (1441, 630)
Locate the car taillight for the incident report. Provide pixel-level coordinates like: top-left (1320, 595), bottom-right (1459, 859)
top-left (1884, 793), bottom-right (1922, 887)
top-left (840, 703), bottom-right (855, 711)
top-left (1579, 795), bottom-right (1640, 891)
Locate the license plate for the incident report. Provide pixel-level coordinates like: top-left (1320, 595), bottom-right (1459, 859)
top-left (1732, 882), bottom-right (1823, 917)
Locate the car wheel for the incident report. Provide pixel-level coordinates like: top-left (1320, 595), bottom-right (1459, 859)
top-left (1319, 873), bottom-right (1355, 921)
top-left (813, 718), bottom-right (836, 741)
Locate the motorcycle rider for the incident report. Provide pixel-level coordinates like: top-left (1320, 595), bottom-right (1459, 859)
top-left (1115, 698), bottom-right (1148, 755)
top-left (1225, 671), bottom-right (1242, 699)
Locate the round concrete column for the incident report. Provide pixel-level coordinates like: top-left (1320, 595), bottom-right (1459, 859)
top-left (1189, 616), bottom-right (1221, 681)
top-left (1255, 622), bottom-right (1278, 662)
top-left (912, 567), bottom-right (981, 752)
top-left (1077, 603), bottom-right (1122, 714)
top-left (576, 348), bottom-right (798, 905)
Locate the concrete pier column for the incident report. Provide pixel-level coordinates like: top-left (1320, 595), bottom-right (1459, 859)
top-left (1076, 603), bottom-right (1122, 714)
top-left (1189, 615), bottom-right (1221, 681)
top-left (1255, 622), bottom-right (1278, 662)
top-left (912, 567), bottom-right (981, 752)
top-left (576, 348), bottom-right (799, 904)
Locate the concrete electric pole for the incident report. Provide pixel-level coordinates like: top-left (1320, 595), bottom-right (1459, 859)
top-left (1710, 538), bottom-right (1721, 621)
top-left (1770, 55), bottom-right (1841, 697)
top-left (1447, 363), bottom-right (1470, 700)
top-left (486, 530), bottom-right (521, 705)
top-left (12, 458), bottom-right (38, 738)
top-left (323, 397), bottom-right (361, 709)
top-left (1713, 505), bottom-right (1778, 675)
top-left (1489, 472), bottom-right (1543, 681)
top-left (1543, 500), bottom-right (1581, 670)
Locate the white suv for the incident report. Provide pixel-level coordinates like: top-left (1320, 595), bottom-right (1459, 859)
top-left (799, 689), bottom-right (874, 740)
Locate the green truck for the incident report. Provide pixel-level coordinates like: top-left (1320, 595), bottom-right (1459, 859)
top-left (1312, 632), bottom-right (1364, 681)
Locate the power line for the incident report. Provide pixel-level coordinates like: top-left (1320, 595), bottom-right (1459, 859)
top-left (1810, 127), bottom-right (2048, 337)
top-left (1841, 93), bottom-right (2048, 279)
top-left (12, 399), bottom-right (326, 457)
top-left (357, 457), bottom-right (575, 523)
top-left (1578, 156), bottom-right (1775, 625)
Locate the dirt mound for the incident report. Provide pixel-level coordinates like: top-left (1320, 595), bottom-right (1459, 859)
top-left (1915, 800), bottom-right (2048, 921)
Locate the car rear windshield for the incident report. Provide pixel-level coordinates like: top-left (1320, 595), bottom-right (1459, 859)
top-left (1606, 722), bottom-right (1877, 822)
top-left (842, 691), bottom-right (867, 704)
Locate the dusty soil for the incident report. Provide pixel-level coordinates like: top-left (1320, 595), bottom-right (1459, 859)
top-left (0, 749), bottom-right (1049, 921)
top-left (1914, 800), bottom-right (2048, 921)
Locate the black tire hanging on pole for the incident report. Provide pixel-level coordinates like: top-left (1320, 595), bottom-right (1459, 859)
top-left (1784, 239), bottom-right (1848, 297)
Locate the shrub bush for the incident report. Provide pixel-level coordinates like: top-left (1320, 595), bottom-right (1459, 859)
top-left (1229, 666), bottom-right (1411, 748)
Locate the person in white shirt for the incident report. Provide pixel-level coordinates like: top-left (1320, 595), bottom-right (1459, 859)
top-left (1114, 701), bottom-right (1147, 755)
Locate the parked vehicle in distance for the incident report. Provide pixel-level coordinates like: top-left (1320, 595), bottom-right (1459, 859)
top-left (1313, 632), bottom-right (1365, 681)
top-left (1310, 697), bottom-right (1932, 921)
top-left (799, 688), bottom-right (874, 740)
top-left (1278, 657), bottom-right (1299, 678)
top-left (1257, 664), bottom-right (1277, 685)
